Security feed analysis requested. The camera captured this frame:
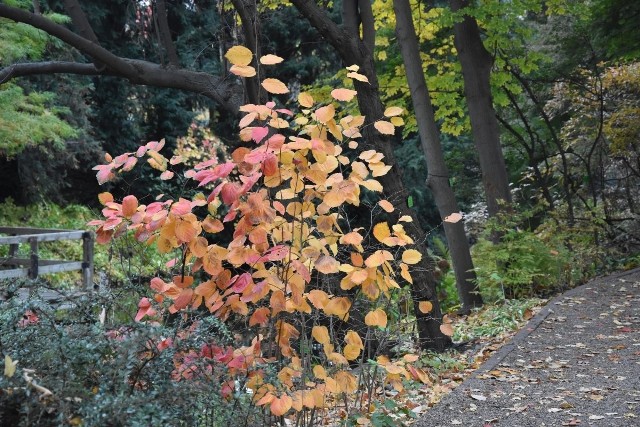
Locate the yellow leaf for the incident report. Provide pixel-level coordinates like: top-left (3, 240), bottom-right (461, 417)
top-left (418, 301), bottom-right (433, 314)
top-left (402, 249), bottom-right (422, 264)
top-left (374, 120), bottom-right (395, 135)
top-left (347, 71), bottom-right (369, 83)
top-left (230, 64), bottom-right (256, 77)
top-left (364, 250), bottom-right (392, 268)
top-left (331, 88), bottom-right (358, 102)
top-left (324, 297), bottom-right (351, 319)
top-left (313, 364), bottom-right (327, 379)
top-left (364, 308), bottom-right (388, 328)
top-left (440, 323), bottom-right (454, 336)
top-left (259, 54), bottom-right (284, 65)
top-left (335, 370), bottom-right (358, 393)
top-left (298, 92), bottom-right (314, 108)
top-left (362, 179), bottom-right (383, 192)
top-left (400, 262), bottom-right (413, 284)
top-left (383, 364), bottom-right (405, 375)
top-left (390, 116), bottom-right (405, 126)
top-left (312, 325), bottom-right (330, 345)
top-left (373, 222), bottom-right (391, 243)
top-left (378, 200), bottom-right (394, 212)
top-left (225, 45), bottom-right (253, 66)
top-left (261, 78), bottom-right (289, 94)
top-left (444, 212), bottom-right (463, 223)
top-left (399, 215), bottom-right (413, 222)
top-left (384, 106), bottom-right (404, 117)
top-left (346, 64), bottom-right (359, 72)
top-left (4, 355), bottom-right (17, 378)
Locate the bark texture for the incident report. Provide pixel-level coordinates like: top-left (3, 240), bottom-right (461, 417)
top-left (395, 0), bottom-right (482, 313)
top-left (450, 0), bottom-right (512, 217)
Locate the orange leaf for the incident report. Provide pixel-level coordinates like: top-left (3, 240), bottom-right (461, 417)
top-left (335, 370), bottom-right (358, 393)
top-left (331, 88), bottom-right (358, 102)
top-left (418, 301), bottom-right (433, 314)
top-left (345, 330), bottom-right (363, 348)
top-left (298, 92), bottom-right (314, 108)
top-left (189, 236), bottom-right (208, 257)
top-left (364, 308), bottom-right (388, 328)
top-left (324, 297), bottom-right (351, 319)
top-left (270, 394), bottom-right (292, 416)
top-left (259, 54), bottom-right (283, 65)
top-left (175, 219), bottom-right (197, 243)
top-left (121, 195), bottom-right (138, 218)
top-left (444, 212), bottom-right (463, 223)
top-left (343, 344), bottom-right (361, 361)
top-left (378, 200), bottom-right (394, 212)
top-left (230, 64), bottom-right (256, 77)
top-left (249, 307), bottom-right (271, 327)
top-left (225, 45), bottom-right (253, 66)
top-left (307, 289), bottom-right (329, 309)
top-left (261, 78), bottom-right (289, 94)
top-left (312, 325), bottom-right (330, 345)
top-left (98, 192), bottom-right (113, 205)
top-left (314, 104), bottom-right (335, 124)
top-left (373, 222), bottom-right (391, 243)
top-left (313, 364), bottom-right (327, 379)
top-left (374, 120), bottom-right (395, 135)
top-left (440, 323), bottom-right (454, 336)
top-left (202, 216), bottom-right (224, 233)
top-left (364, 250), bottom-right (392, 268)
top-left (383, 364), bottom-right (406, 375)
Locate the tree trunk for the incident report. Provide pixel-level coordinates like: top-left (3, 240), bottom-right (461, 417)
top-left (394, 0), bottom-right (482, 313)
top-left (290, 0), bottom-right (451, 351)
top-left (450, 0), bottom-right (512, 218)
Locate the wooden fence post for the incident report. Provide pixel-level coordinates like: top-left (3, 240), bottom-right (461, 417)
top-left (82, 231), bottom-right (94, 290)
top-left (28, 236), bottom-right (38, 280)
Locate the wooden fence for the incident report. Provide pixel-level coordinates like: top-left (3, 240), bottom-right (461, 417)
top-left (0, 227), bottom-right (94, 289)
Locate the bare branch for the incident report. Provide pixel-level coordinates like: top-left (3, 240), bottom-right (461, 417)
top-left (0, 62), bottom-right (101, 84)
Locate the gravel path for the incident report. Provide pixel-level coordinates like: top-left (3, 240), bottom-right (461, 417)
top-left (415, 268), bottom-right (640, 427)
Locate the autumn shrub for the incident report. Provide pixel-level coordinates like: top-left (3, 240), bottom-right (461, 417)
top-left (84, 51), bottom-right (439, 425)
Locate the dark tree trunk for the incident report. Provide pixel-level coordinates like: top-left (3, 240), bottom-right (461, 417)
top-left (394, 0), bottom-right (482, 313)
top-left (290, 0), bottom-right (451, 351)
top-left (450, 0), bottom-right (512, 218)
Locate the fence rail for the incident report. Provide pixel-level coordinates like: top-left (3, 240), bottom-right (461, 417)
top-left (0, 227), bottom-right (94, 289)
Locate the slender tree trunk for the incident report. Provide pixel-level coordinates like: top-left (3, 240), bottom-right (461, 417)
top-left (394, 0), bottom-right (482, 313)
top-left (290, 0), bottom-right (451, 351)
top-left (450, 0), bottom-right (512, 218)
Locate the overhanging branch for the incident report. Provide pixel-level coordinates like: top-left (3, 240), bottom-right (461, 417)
top-left (0, 3), bottom-right (242, 113)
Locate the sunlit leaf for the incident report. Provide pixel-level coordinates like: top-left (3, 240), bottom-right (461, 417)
top-left (384, 106), bottom-right (404, 117)
top-left (270, 394), bottom-right (292, 416)
top-left (98, 192), bottom-right (113, 205)
top-left (373, 222), bottom-right (391, 243)
top-left (402, 249), bottom-right (422, 264)
top-left (230, 64), bottom-right (256, 77)
top-left (440, 323), bottom-right (454, 336)
top-left (312, 325), bottom-right (330, 345)
top-left (347, 71), bottom-right (369, 83)
top-left (259, 54), bottom-right (284, 65)
top-left (364, 308), bottom-right (388, 328)
top-left (225, 45), bottom-right (253, 66)
top-left (378, 200), bottom-right (394, 212)
top-left (374, 120), bottom-right (395, 135)
top-left (298, 92), bottom-right (314, 108)
top-left (261, 78), bottom-right (289, 94)
top-left (4, 355), bottom-right (17, 378)
top-left (418, 301), bottom-right (433, 314)
top-left (444, 212), bottom-right (463, 223)
top-left (331, 88), bottom-right (358, 102)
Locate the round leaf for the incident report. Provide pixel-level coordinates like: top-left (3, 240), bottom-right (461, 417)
top-left (225, 45), bottom-right (253, 66)
top-left (402, 249), bottom-right (422, 264)
top-left (261, 78), bottom-right (289, 94)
